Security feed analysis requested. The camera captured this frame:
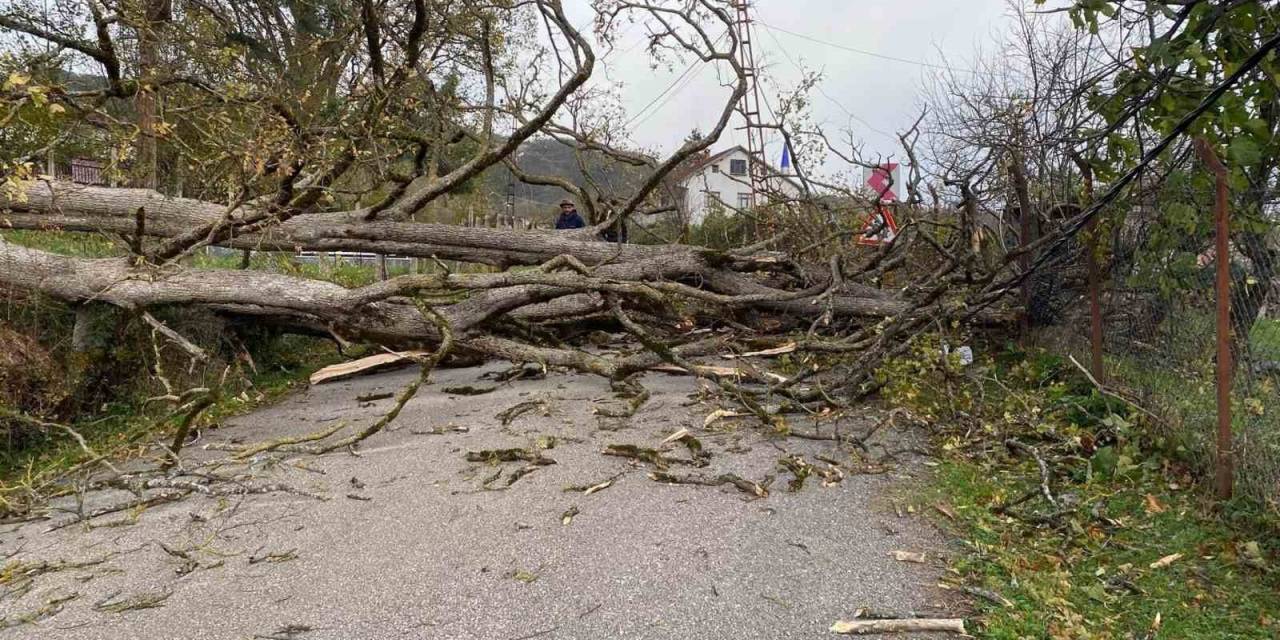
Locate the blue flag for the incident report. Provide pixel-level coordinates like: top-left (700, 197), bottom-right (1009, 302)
top-left (780, 144), bottom-right (791, 172)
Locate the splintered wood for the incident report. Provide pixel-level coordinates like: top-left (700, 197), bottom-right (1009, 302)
top-left (309, 351), bottom-right (430, 385)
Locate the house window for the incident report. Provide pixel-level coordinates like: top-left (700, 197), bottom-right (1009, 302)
top-left (711, 164), bottom-right (720, 173)
top-left (706, 190), bottom-right (721, 203)
top-left (737, 192), bottom-right (752, 209)
top-left (729, 158), bottom-right (747, 176)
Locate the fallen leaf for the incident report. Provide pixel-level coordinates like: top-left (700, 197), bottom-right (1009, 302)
top-left (933, 502), bottom-right (955, 520)
top-left (1149, 553), bottom-right (1183, 569)
top-left (583, 480), bottom-right (613, 496)
top-left (1144, 494), bottom-right (1166, 514)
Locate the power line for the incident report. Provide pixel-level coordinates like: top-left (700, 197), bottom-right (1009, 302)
top-left (624, 58), bottom-right (704, 129)
top-left (624, 32), bottom-right (731, 131)
top-left (758, 21), bottom-right (984, 76)
top-left (759, 24), bottom-right (896, 141)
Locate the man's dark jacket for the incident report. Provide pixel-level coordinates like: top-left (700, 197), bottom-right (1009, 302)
top-left (555, 210), bottom-right (586, 229)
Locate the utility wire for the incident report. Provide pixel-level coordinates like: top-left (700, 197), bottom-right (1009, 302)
top-left (624, 57), bottom-right (704, 129)
top-left (758, 21), bottom-right (984, 76)
top-left (759, 24), bottom-right (896, 141)
top-left (624, 32), bottom-right (730, 130)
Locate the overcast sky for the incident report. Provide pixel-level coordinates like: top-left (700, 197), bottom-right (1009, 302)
top-left (558, 0), bottom-right (1014, 168)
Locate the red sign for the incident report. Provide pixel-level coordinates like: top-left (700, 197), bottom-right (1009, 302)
top-left (856, 204), bottom-right (899, 246)
top-left (863, 163), bottom-right (900, 202)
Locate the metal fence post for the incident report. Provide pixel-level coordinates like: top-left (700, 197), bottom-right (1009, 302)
top-left (1081, 164), bottom-right (1105, 381)
top-left (1194, 137), bottom-right (1233, 501)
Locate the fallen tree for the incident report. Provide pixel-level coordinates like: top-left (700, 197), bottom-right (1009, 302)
top-left (0, 0), bottom-right (1142, 458)
top-left (0, 182), bottom-right (919, 350)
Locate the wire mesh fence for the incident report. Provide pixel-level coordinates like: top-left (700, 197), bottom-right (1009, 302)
top-left (1040, 146), bottom-right (1279, 503)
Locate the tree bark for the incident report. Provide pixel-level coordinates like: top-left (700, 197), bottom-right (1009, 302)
top-left (0, 182), bottom-right (911, 324)
top-left (134, 0), bottom-right (171, 190)
top-left (0, 235), bottom-right (915, 350)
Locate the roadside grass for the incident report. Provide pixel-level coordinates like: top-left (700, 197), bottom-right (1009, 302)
top-left (2, 228), bottom-right (401, 287)
top-left (3, 228), bottom-right (495, 288)
top-left (0, 325), bottom-right (343, 517)
top-left (882, 337), bottom-right (1280, 639)
top-left (921, 459), bottom-right (1279, 639)
top-left (0, 228), bottom-right (122, 257)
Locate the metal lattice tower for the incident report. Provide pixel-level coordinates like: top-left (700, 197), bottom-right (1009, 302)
top-left (732, 0), bottom-right (766, 205)
top-left (506, 109), bottom-right (517, 226)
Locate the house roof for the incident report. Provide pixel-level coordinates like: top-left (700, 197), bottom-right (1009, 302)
top-left (671, 145), bottom-right (800, 189)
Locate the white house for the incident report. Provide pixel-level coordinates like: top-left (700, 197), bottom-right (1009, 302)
top-left (672, 146), bottom-right (802, 225)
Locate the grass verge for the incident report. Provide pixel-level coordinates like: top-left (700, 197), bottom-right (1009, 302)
top-left (0, 335), bottom-right (343, 517)
top-left (883, 337), bottom-right (1280, 639)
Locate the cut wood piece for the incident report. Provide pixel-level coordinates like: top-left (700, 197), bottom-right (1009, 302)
top-left (830, 618), bottom-right (966, 635)
top-left (891, 550), bottom-right (927, 563)
top-left (660, 428), bottom-right (692, 447)
top-left (703, 409), bottom-right (748, 427)
top-left (649, 363), bottom-right (787, 383)
top-left (723, 342), bottom-right (797, 359)
top-left (310, 351), bottom-right (430, 385)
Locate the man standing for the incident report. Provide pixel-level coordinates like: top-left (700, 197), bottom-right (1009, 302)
top-left (554, 199), bottom-right (585, 230)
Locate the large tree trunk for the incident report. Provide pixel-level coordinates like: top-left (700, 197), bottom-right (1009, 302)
top-left (134, 0), bottom-right (171, 190)
top-left (4, 182), bottom-right (717, 268)
top-left (0, 182), bottom-right (911, 327)
top-left (0, 234), bottom-right (910, 351)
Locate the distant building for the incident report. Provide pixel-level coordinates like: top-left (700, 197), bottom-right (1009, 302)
top-left (669, 146), bottom-right (802, 225)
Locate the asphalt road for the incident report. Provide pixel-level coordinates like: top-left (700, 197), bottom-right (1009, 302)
top-left (0, 362), bottom-right (960, 639)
